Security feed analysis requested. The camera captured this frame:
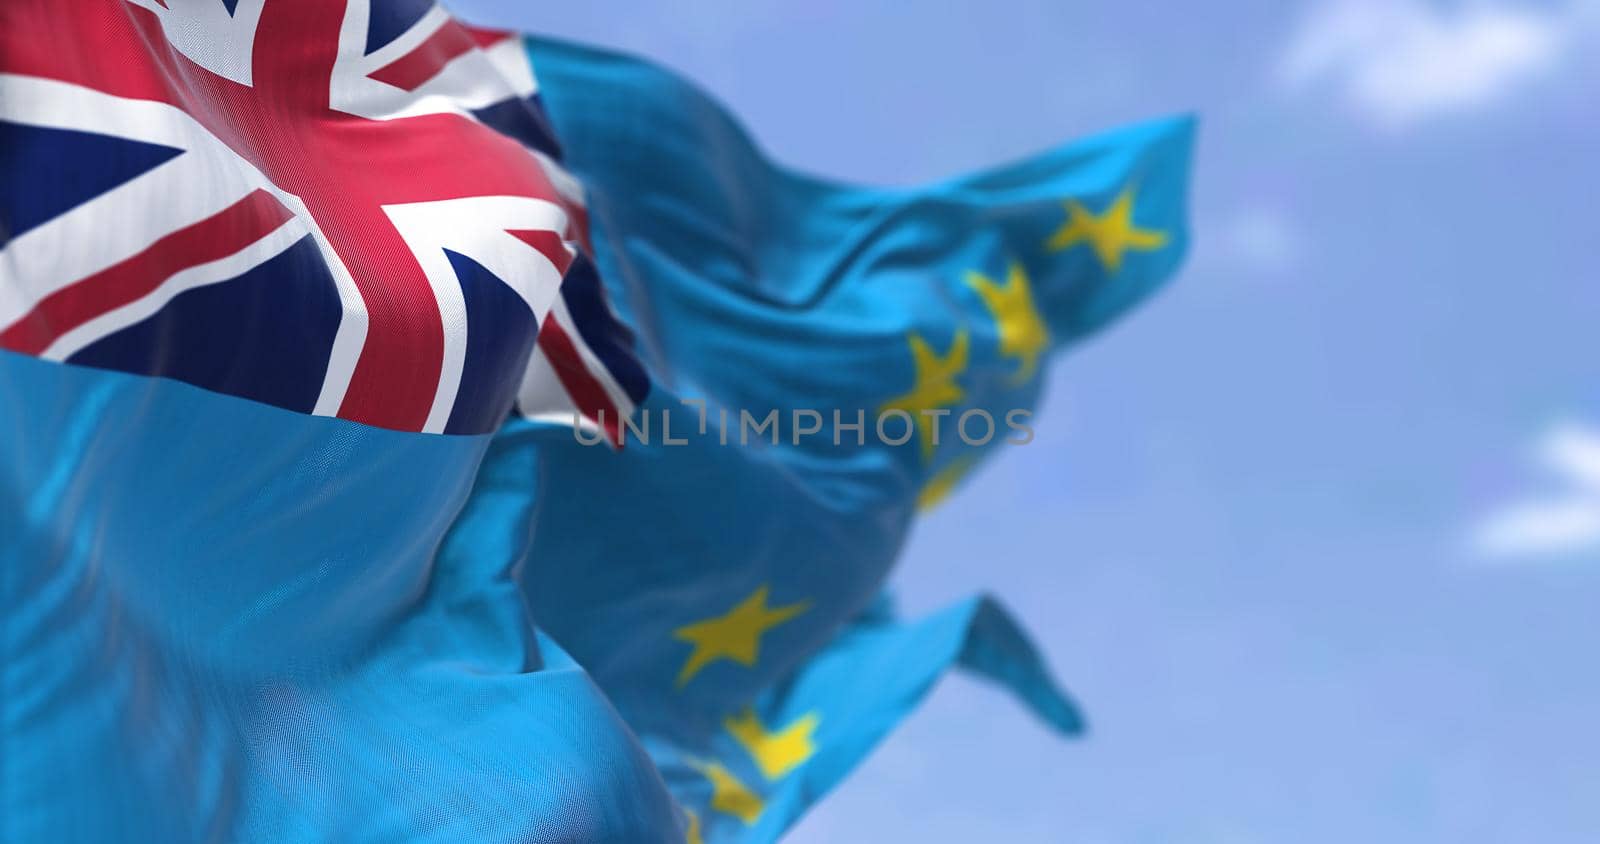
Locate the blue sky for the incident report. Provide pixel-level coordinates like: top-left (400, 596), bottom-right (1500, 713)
top-left (456, 1), bottom-right (1600, 840)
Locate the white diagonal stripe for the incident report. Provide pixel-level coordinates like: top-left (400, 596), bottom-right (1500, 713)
top-left (43, 215), bottom-right (309, 361)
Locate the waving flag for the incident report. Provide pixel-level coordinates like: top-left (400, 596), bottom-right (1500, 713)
top-left (0, 0), bottom-right (645, 437)
top-left (438, 37), bottom-right (1195, 843)
top-left (2, 3), bottom-right (1191, 842)
top-left (1, 2), bottom-right (671, 841)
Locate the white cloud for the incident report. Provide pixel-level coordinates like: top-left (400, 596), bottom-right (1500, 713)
top-left (1472, 423), bottom-right (1600, 559)
top-left (1281, 0), bottom-right (1587, 126)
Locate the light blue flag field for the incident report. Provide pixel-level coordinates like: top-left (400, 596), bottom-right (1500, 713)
top-left (2, 5), bottom-right (674, 841)
top-left (439, 37), bottom-right (1194, 842)
top-left (0, 4), bottom-right (1190, 841)
top-left (0, 351), bottom-right (680, 842)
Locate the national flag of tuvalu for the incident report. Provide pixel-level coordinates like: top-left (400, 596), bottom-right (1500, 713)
top-left (2, 2), bottom-right (665, 841)
top-left (454, 36), bottom-right (1195, 844)
top-left (0, 3), bottom-right (1191, 843)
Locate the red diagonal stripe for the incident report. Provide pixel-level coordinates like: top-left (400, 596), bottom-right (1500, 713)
top-left (536, 319), bottom-right (622, 446)
top-left (566, 203), bottom-right (595, 256)
top-left (507, 229), bottom-right (574, 276)
top-left (461, 25), bottom-right (515, 49)
top-left (369, 22), bottom-right (477, 91)
top-left (0, 189), bottom-right (294, 356)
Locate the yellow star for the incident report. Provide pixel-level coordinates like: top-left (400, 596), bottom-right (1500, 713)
top-left (674, 585), bottom-right (809, 688)
top-left (688, 759), bottom-right (765, 825)
top-left (724, 708), bottom-right (821, 780)
top-left (917, 455), bottom-right (978, 512)
top-left (966, 262), bottom-right (1051, 384)
top-left (683, 807), bottom-right (704, 844)
top-left (879, 330), bottom-right (969, 462)
top-left (1045, 186), bottom-right (1167, 273)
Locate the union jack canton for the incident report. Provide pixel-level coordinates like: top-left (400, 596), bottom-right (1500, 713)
top-left (0, 0), bottom-right (649, 438)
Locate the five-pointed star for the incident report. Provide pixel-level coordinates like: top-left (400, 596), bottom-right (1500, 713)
top-left (917, 455), bottom-right (979, 512)
top-left (1045, 186), bottom-right (1167, 272)
top-left (674, 585), bottom-right (810, 688)
top-left (879, 330), bottom-right (969, 462)
top-left (688, 759), bottom-right (765, 825)
top-left (683, 807), bottom-right (704, 844)
top-left (724, 708), bottom-right (821, 780)
top-left (966, 262), bottom-right (1051, 384)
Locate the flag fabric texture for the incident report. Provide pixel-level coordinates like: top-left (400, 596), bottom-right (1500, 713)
top-left (442, 36), bottom-right (1194, 843)
top-left (2, 2), bottom-right (669, 841)
top-left (0, 2), bottom-right (1193, 842)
